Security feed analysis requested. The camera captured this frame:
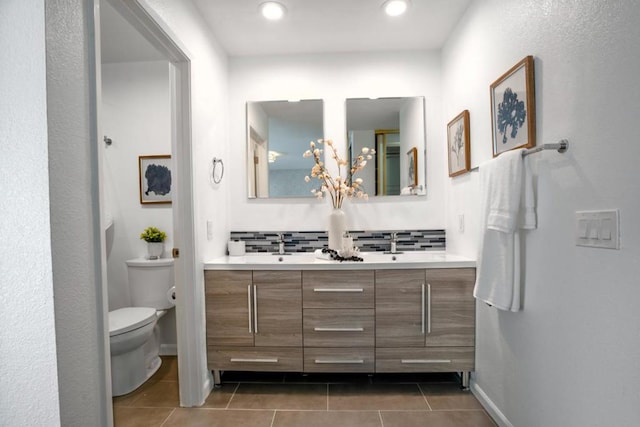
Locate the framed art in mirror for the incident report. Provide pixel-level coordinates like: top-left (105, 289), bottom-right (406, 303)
top-left (407, 147), bottom-right (417, 187)
top-left (490, 55), bottom-right (536, 157)
top-left (139, 155), bottom-right (172, 204)
top-left (447, 110), bottom-right (470, 177)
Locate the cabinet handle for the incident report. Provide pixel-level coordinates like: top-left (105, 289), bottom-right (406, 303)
top-left (230, 358), bottom-right (278, 363)
top-left (313, 327), bottom-right (364, 332)
top-left (401, 359), bottom-right (451, 364)
top-left (313, 288), bottom-right (363, 293)
top-left (253, 284), bottom-right (258, 334)
top-left (247, 285), bottom-right (252, 334)
top-left (427, 283), bottom-right (432, 334)
top-left (421, 283), bottom-right (425, 334)
top-left (314, 359), bottom-right (364, 364)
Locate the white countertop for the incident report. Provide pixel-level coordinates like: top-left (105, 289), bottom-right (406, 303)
top-left (204, 251), bottom-right (475, 270)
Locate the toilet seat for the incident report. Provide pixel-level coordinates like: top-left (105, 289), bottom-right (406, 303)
top-left (109, 307), bottom-right (157, 337)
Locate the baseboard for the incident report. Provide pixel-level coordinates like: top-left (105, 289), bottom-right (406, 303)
top-left (159, 343), bottom-right (177, 356)
top-left (470, 379), bottom-right (514, 427)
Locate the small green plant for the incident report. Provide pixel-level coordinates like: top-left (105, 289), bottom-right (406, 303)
top-left (140, 226), bottom-right (167, 243)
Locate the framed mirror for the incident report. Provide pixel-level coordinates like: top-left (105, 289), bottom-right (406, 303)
top-left (246, 100), bottom-right (324, 198)
top-left (346, 97), bottom-right (426, 196)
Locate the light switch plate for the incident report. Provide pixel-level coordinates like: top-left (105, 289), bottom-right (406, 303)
top-left (575, 210), bottom-right (619, 249)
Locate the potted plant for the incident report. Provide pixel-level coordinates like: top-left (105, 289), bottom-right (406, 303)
top-left (140, 226), bottom-right (167, 260)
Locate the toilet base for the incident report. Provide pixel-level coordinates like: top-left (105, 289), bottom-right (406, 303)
top-left (111, 348), bottom-right (162, 397)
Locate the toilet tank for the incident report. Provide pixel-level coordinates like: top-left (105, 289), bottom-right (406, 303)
top-left (126, 258), bottom-right (175, 310)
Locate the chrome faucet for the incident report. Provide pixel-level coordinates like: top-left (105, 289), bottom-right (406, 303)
top-left (389, 232), bottom-right (398, 254)
top-left (276, 233), bottom-right (286, 255)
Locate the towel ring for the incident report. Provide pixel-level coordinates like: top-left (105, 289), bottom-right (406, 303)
top-left (212, 157), bottom-right (224, 184)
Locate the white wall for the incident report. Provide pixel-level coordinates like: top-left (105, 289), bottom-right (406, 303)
top-left (146, 0), bottom-right (230, 262)
top-left (102, 60), bottom-right (173, 310)
top-left (0, 1), bottom-right (61, 425)
top-left (229, 51), bottom-right (444, 232)
top-left (442, 1), bottom-right (640, 425)
top-left (46, 0), bottom-right (111, 424)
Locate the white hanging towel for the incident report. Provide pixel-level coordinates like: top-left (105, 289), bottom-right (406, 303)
top-left (474, 148), bottom-right (536, 311)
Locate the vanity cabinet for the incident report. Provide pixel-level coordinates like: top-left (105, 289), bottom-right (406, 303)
top-left (205, 270), bottom-right (303, 377)
top-left (302, 270), bottom-right (375, 372)
top-left (375, 268), bottom-right (475, 374)
top-left (205, 266), bottom-right (475, 385)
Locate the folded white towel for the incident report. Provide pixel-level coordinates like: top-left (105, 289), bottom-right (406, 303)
top-left (314, 249), bottom-right (331, 260)
top-left (473, 149), bottom-right (536, 312)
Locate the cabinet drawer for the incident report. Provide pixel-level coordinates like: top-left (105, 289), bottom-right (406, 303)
top-left (304, 309), bottom-right (374, 347)
top-left (375, 347), bottom-right (474, 373)
top-left (303, 270), bottom-right (374, 309)
top-left (208, 347), bottom-right (302, 372)
top-left (304, 348), bottom-right (374, 373)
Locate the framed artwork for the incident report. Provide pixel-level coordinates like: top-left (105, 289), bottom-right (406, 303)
top-left (447, 110), bottom-right (471, 177)
top-left (407, 147), bottom-right (418, 187)
top-left (139, 155), bottom-right (172, 204)
top-left (490, 55), bottom-right (536, 157)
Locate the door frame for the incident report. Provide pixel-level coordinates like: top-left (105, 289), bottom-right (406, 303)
top-left (96, 0), bottom-right (209, 409)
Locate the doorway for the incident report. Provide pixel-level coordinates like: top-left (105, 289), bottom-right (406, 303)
top-left (96, 0), bottom-right (204, 414)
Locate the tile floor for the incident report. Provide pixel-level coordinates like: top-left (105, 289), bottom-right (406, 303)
top-left (113, 357), bottom-right (496, 426)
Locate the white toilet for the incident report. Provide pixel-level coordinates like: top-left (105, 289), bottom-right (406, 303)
top-left (109, 258), bottom-right (175, 396)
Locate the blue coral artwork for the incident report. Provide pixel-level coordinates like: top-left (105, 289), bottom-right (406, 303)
top-left (139, 155), bottom-right (172, 204)
top-left (490, 56), bottom-right (536, 157)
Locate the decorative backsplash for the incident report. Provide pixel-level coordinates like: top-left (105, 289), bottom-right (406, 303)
top-left (229, 229), bottom-right (445, 253)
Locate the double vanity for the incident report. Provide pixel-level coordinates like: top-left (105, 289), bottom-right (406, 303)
top-left (204, 251), bottom-right (476, 387)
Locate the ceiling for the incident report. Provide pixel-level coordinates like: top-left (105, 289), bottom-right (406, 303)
top-left (100, 0), bottom-right (472, 62)
top-left (193, 0), bottom-right (472, 56)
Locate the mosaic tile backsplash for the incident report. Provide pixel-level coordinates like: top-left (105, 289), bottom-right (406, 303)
top-left (229, 230), bottom-right (445, 254)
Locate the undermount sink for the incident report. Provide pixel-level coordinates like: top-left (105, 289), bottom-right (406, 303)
top-left (361, 251), bottom-right (446, 262)
top-left (228, 254), bottom-right (314, 264)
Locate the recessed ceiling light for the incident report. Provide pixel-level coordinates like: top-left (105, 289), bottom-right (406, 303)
top-left (260, 2), bottom-right (287, 21)
top-left (383, 0), bottom-right (409, 17)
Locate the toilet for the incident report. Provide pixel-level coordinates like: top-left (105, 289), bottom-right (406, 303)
top-left (109, 258), bottom-right (175, 396)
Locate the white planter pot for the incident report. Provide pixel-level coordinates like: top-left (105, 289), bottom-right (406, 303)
top-left (147, 242), bottom-right (164, 260)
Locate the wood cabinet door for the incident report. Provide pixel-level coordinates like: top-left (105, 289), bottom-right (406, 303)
top-left (253, 271), bottom-right (302, 347)
top-left (205, 270), bottom-right (254, 347)
top-left (375, 269), bottom-right (427, 347)
top-left (424, 268), bottom-right (476, 347)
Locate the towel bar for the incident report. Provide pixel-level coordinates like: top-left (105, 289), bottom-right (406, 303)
top-left (470, 139), bottom-right (569, 171)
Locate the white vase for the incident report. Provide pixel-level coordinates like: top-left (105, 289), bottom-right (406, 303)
top-left (328, 208), bottom-right (347, 251)
top-left (147, 242), bottom-right (164, 260)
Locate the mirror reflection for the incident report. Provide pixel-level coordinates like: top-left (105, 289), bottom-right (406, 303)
top-left (346, 97), bottom-right (426, 196)
top-left (246, 100), bottom-right (323, 198)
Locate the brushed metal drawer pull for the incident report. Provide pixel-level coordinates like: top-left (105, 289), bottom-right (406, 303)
top-left (313, 288), bottom-right (364, 293)
top-left (421, 283), bottom-right (425, 334)
top-left (313, 327), bottom-right (364, 332)
top-left (253, 284), bottom-right (258, 334)
top-left (314, 359), bottom-right (364, 364)
top-left (427, 283), bottom-right (432, 334)
top-left (247, 285), bottom-right (252, 334)
top-left (401, 359), bottom-right (451, 364)
top-left (230, 358), bottom-right (279, 363)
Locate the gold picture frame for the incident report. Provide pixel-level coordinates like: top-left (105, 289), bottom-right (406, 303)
top-left (447, 110), bottom-right (471, 177)
top-left (490, 55), bottom-right (536, 157)
top-left (139, 155), bottom-right (172, 204)
top-left (407, 147), bottom-right (418, 187)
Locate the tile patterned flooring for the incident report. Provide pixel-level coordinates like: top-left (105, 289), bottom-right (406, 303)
top-left (113, 357), bottom-right (496, 426)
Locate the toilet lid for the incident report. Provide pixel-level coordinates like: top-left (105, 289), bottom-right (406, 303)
top-left (109, 307), bottom-right (156, 337)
